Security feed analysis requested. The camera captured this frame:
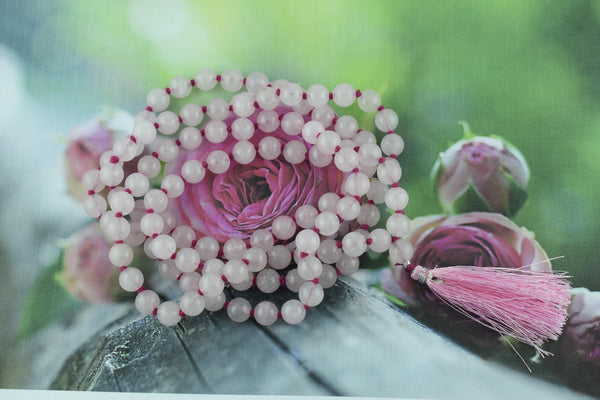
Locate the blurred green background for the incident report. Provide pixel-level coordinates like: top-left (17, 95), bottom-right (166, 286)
top-left (1, 0), bottom-right (600, 388)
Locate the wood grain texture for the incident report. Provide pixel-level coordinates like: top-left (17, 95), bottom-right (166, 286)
top-left (49, 278), bottom-right (592, 399)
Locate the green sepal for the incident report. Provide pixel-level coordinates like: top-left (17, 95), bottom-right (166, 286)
top-left (18, 249), bottom-right (82, 340)
top-left (458, 121), bottom-right (475, 139)
top-left (504, 171), bottom-right (528, 217)
top-left (450, 180), bottom-right (492, 214)
top-left (430, 154), bottom-right (444, 196)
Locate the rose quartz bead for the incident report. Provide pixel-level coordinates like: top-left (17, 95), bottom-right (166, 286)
top-left (258, 136), bottom-right (282, 160)
top-left (207, 98), bottom-right (230, 120)
top-left (335, 115), bottom-right (359, 139)
top-left (109, 190), bottom-right (135, 215)
top-left (202, 258), bottom-right (224, 275)
top-left (386, 213), bottom-right (411, 237)
top-left (301, 120), bottom-right (324, 144)
top-left (221, 69), bottom-right (244, 92)
top-left (377, 158), bottom-right (402, 185)
top-left (179, 127), bottom-right (203, 150)
top-left (285, 269), bottom-right (304, 292)
top-left (272, 215), bottom-right (296, 240)
top-left (147, 88), bottom-right (170, 112)
top-left (283, 140), bottom-right (307, 164)
top-left (204, 120), bottom-right (228, 143)
top-left (299, 282), bottom-right (324, 307)
top-left (199, 273), bottom-right (225, 297)
top-left (281, 299), bottom-right (306, 324)
top-left (179, 291), bottom-right (205, 316)
top-left (353, 130), bottom-right (376, 146)
top-left (257, 110), bottom-right (280, 133)
top-left (154, 138), bottom-right (179, 162)
top-left (316, 130), bottom-right (341, 155)
top-left (99, 165), bottom-right (124, 187)
top-left (293, 99), bottom-right (312, 115)
top-left (375, 108), bottom-right (399, 132)
top-left (308, 146), bottom-right (332, 167)
top-left (84, 194), bottom-right (107, 218)
top-left (318, 264), bottom-right (338, 289)
top-left (280, 82), bottom-right (303, 107)
top-left (317, 192), bottom-right (339, 213)
top-left (232, 117), bottom-right (255, 140)
top-left (125, 173), bottom-right (150, 197)
top-left (367, 180), bottom-right (387, 204)
top-left (311, 105), bottom-right (335, 127)
top-left (194, 68), bottom-right (217, 91)
top-left (336, 196), bottom-right (361, 221)
top-left (295, 230), bottom-right (320, 254)
top-left (179, 272), bottom-right (201, 292)
top-left (206, 150), bottom-right (230, 174)
top-left (295, 205), bottom-right (318, 229)
top-left (230, 270), bottom-right (254, 291)
top-left (250, 229), bottom-right (274, 252)
top-left (333, 83), bottom-right (356, 107)
top-left (343, 172), bottom-right (370, 196)
top-left (385, 187), bottom-right (409, 210)
top-left (222, 238), bottom-right (247, 260)
top-left (267, 245), bottom-right (292, 270)
top-left (158, 260), bottom-right (179, 280)
top-left (156, 111), bottom-right (179, 135)
top-left (104, 217), bottom-right (130, 241)
top-left (161, 174), bottom-right (185, 198)
top-left (119, 267), bottom-right (143, 292)
top-left (357, 204), bottom-right (380, 227)
top-left (306, 84), bottom-right (329, 108)
top-left (314, 211), bottom-right (340, 237)
top-left (144, 189), bottom-right (169, 213)
top-left (244, 247), bottom-right (268, 272)
top-left (109, 243), bottom-right (134, 266)
top-left (157, 301), bottom-right (181, 326)
top-left (135, 289), bottom-right (160, 315)
top-left (317, 239), bottom-right (342, 264)
top-left (334, 147), bottom-right (359, 172)
top-left (256, 87), bottom-right (280, 111)
top-left (256, 268), bottom-right (280, 293)
top-left (204, 293), bottom-right (226, 312)
top-left (168, 75), bottom-right (192, 98)
top-left (180, 103), bottom-right (204, 126)
top-left (297, 255), bottom-right (322, 280)
top-left (138, 155), bottom-right (162, 178)
top-left (254, 301), bottom-right (278, 326)
top-left (232, 140), bottom-right (257, 164)
top-left (358, 143), bottom-right (382, 167)
top-left (336, 254), bottom-right (360, 275)
top-left (195, 236), bottom-right (220, 260)
top-left (281, 112), bottom-right (304, 136)
top-left (245, 71), bottom-right (269, 93)
top-left (368, 228), bottom-right (392, 253)
top-left (150, 234), bottom-right (176, 259)
top-left (389, 238), bottom-right (414, 264)
top-left (357, 89), bottom-right (381, 112)
top-left (231, 92), bottom-right (255, 118)
top-left (381, 133), bottom-right (405, 156)
top-left (227, 297), bottom-right (252, 322)
top-left (181, 159), bottom-right (206, 183)
top-left (175, 247), bottom-right (201, 273)
top-left (342, 231), bottom-right (367, 257)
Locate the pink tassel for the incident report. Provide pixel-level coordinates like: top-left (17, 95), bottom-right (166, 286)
top-left (408, 264), bottom-right (571, 354)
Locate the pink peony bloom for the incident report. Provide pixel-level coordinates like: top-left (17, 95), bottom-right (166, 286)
top-left (432, 135), bottom-right (529, 217)
top-left (561, 288), bottom-right (600, 366)
top-left (166, 108), bottom-right (343, 243)
top-left (382, 212), bottom-right (552, 310)
top-left (62, 223), bottom-right (117, 303)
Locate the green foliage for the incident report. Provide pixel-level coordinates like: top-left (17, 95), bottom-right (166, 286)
top-left (18, 249), bottom-right (82, 340)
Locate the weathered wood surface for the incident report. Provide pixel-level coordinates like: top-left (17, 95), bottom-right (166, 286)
top-left (42, 277), bottom-right (593, 399)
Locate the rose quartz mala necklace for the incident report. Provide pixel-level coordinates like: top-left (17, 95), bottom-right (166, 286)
top-left (81, 69), bottom-right (413, 326)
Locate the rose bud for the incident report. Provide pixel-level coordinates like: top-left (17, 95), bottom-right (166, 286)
top-left (60, 223), bottom-right (119, 303)
top-left (432, 127), bottom-right (529, 217)
top-left (381, 212), bottom-right (552, 347)
top-left (561, 288), bottom-right (600, 366)
top-left (64, 109), bottom-right (134, 201)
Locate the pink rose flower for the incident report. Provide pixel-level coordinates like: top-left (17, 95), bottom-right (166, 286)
top-left (62, 223), bottom-right (118, 303)
top-left (561, 288), bottom-right (600, 366)
top-left (64, 110), bottom-right (135, 201)
top-left (166, 108), bottom-right (343, 243)
top-left (382, 212), bottom-right (552, 310)
top-left (432, 135), bottom-right (530, 217)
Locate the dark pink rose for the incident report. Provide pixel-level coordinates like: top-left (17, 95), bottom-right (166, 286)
top-left (561, 288), bottom-right (600, 366)
top-left (62, 223), bottom-right (118, 303)
top-left (382, 212), bottom-right (552, 310)
top-left (166, 108), bottom-right (344, 243)
top-left (432, 135), bottom-right (529, 217)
